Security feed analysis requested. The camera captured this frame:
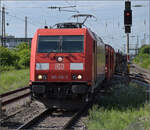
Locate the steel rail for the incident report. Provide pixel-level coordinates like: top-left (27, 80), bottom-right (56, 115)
top-left (2, 92), bottom-right (31, 106)
top-left (0, 86), bottom-right (31, 118)
top-left (16, 108), bottom-right (52, 130)
top-left (62, 102), bottom-right (93, 130)
top-left (115, 72), bottom-right (150, 84)
top-left (0, 86), bottom-right (30, 98)
top-left (16, 102), bottom-right (92, 130)
top-left (0, 107), bottom-right (24, 123)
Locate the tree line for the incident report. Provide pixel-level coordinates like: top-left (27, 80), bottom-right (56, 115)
top-left (0, 43), bottom-right (30, 72)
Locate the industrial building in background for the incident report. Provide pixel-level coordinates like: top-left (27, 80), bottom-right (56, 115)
top-left (0, 5), bottom-right (31, 48)
top-left (0, 35), bottom-right (32, 48)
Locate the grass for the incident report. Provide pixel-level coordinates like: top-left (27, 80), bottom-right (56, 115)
top-left (88, 104), bottom-right (150, 130)
top-left (133, 55), bottom-right (150, 70)
top-left (87, 82), bottom-right (150, 130)
top-left (133, 45), bottom-right (150, 69)
top-left (0, 69), bottom-right (30, 94)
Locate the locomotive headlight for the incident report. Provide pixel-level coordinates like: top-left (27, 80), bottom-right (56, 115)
top-left (57, 56), bottom-right (63, 62)
top-left (37, 74), bottom-right (42, 80)
top-left (77, 75), bottom-right (82, 80)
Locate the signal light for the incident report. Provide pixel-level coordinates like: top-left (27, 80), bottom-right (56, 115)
top-left (124, 1), bottom-right (132, 33)
top-left (124, 10), bottom-right (132, 25)
top-left (126, 12), bottom-right (130, 16)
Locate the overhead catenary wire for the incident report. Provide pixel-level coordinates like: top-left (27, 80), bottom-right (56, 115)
top-left (0, 9), bottom-right (42, 27)
top-left (0, 4), bottom-right (124, 30)
top-left (65, 0), bottom-right (80, 13)
top-left (2, 5), bottom-right (80, 27)
top-left (48, 6), bottom-right (79, 13)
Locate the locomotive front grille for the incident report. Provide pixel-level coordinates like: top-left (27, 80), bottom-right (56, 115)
top-left (47, 87), bottom-right (73, 99)
top-left (31, 82), bottom-right (88, 99)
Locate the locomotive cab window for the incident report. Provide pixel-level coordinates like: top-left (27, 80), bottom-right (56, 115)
top-left (37, 35), bottom-right (84, 53)
top-left (37, 36), bottom-right (59, 53)
top-left (62, 36), bottom-right (84, 53)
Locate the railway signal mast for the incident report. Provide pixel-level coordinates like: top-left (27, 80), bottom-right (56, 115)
top-left (124, 0), bottom-right (132, 73)
top-left (1, 7), bottom-right (6, 47)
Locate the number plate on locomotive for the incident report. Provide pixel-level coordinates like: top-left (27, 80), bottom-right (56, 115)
top-left (55, 63), bottom-right (64, 70)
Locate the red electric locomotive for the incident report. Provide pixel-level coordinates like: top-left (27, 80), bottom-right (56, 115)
top-left (30, 22), bottom-right (106, 109)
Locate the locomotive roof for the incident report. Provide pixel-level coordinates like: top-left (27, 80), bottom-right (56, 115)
top-left (89, 30), bottom-right (104, 43)
top-left (54, 22), bottom-right (83, 29)
top-left (36, 26), bottom-right (104, 45)
top-left (36, 27), bottom-right (88, 37)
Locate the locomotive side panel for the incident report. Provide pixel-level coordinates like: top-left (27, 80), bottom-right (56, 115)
top-left (86, 30), bottom-right (105, 86)
top-left (105, 44), bottom-right (115, 80)
top-left (111, 48), bottom-right (115, 76)
top-left (30, 32), bottom-right (38, 82)
top-left (105, 45), bottom-right (110, 80)
top-left (85, 31), bottom-right (94, 84)
top-left (97, 40), bottom-right (105, 81)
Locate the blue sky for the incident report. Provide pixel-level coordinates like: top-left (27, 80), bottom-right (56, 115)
top-left (0, 1), bottom-right (149, 52)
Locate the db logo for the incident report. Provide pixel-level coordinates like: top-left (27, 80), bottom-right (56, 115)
top-left (55, 63), bottom-right (64, 70)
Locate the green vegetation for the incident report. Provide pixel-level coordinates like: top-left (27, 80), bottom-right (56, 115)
top-left (133, 45), bottom-right (150, 69)
top-left (0, 42), bottom-right (30, 72)
top-left (0, 43), bottom-right (30, 93)
top-left (88, 82), bottom-right (150, 130)
top-left (0, 69), bottom-right (29, 94)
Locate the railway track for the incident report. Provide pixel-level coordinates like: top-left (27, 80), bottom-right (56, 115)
top-left (0, 86), bottom-right (30, 107)
top-left (115, 71), bottom-right (150, 84)
top-left (0, 85), bottom-right (92, 130)
top-left (0, 86), bottom-right (31, 121)
top-left (131, 64), bottom-right (150, 74)
top-left (16, 108), bottom-right (51, 130)
top-left (1, 100), bottom-right (46, 129)
top-left (62, 102), bottom-right (92, 130)
top-left (15, 102), bottom-right (92, 130)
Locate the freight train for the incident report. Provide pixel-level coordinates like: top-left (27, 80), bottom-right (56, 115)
top-left (29, 22), bottom-right (123, 109)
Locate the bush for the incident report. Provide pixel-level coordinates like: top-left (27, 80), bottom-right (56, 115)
top-left (0, 42), bottom-right (31, 71)
top-left (98, 82), bottom-right (147, 109)
top-left (0, 65), bottom-right (16, 72)
top-left (87, 82), bottom-right (150, 130)
top-left (18, 49), bottom-right (30, 67)
top-left (133, 45), bottom-right (150, 69)
top-left (16, 43), bottom-right (30, 68)
top-left (0, 46), bottom-right (19, 66)
top-left (139, 45), bottom-right (150, 55)
top-left (16, 42), bottom-right (30, 51)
